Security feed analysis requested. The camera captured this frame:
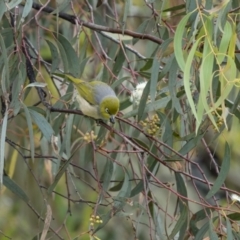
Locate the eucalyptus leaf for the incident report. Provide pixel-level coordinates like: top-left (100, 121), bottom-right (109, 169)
top-left (28, 108), bottom-right (55, 142)
top-left (0, 112), bottom-right (8, 185)
top-left (205, 143), bottom-right (230, 199)
top-left (57, 34), bottom-right (80, 77)
top-left (3, 174), bottom-right (29, 202)
top-left (21, 0), bottom-right (33, 19)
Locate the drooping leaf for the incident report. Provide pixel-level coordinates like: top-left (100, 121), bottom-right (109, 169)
top-left (57, 34), bottom-right (80, 77)
top-left (21, 0), bottom-right (33, 19)
top-left (150, 58), bottom-right (159, 103)
top-left (3, 174), bottom-right (29, 202)
top-left (169, 205), bottom-right (188, 239)
top-left (226, 218), bottom-right (233, 240)
top-left (208, 220), bottom-right (219, 240)
top-left (112, 47), bottom-right (126, 77)
top-left (189, 208), bottom-right (212, 236)
top-left (28, 108), bottom-right (55, 142)
top-left (22, 104), bottom-right (35, 160)
top-left (206, 142), bottom-right (230, 199)
top-left (101, 159), bottom-right (113, 191)
top-left (174, 12), bottom-right (192, 71)
top-left (0, 112), bottom-right (8, 185)
top-left (46, 40), bottom-right (60, 73)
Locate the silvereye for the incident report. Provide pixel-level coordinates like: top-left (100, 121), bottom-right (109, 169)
top-left (62, 74), bottom-right (119, 124)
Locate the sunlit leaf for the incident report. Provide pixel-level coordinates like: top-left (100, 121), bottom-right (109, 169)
top-left (174, 12), bottom-right (192, 71)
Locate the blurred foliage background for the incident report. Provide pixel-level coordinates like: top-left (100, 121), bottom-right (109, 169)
top-left (1, 0), bottom-right (240, 239)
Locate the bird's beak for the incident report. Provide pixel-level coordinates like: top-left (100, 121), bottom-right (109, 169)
top-left (110, 115), bottom-right (115, 124)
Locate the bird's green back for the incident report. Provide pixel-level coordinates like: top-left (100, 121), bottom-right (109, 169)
top-left (64, 74), bottom-right (111, 105)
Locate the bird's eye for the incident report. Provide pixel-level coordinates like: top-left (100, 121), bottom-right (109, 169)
top-left (105, 108), bottom-right (109, 113)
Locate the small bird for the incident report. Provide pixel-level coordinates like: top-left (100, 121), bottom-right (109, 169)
top-left (61, 74), bottom-right (119, 124)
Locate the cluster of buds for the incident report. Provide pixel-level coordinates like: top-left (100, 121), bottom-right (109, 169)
top-left (83, 131), bottom-right (97, 143)
top-left (89, 215), bottom-right (103, 226)
top-left (211, 107), bottom-right (229, 130)
top-left (139, 114), bottom-right (161, 136)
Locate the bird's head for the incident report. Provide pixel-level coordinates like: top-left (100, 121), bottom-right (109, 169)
top-left (99, 96), bottom-right (119, 124)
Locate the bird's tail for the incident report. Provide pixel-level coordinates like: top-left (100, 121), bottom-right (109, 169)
top-left (53, 73), bottom-right (84, 85)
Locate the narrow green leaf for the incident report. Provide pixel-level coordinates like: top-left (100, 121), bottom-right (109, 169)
top-left (79, 37), bottom-right (88, 63)
top-left (159, 113), bottom-right (173, 155)
top-left (0, 112), bottom-right (8, 185)
top-left (10, 62), bottom-right (26, 115)
top-left (137, 80), bottom-right (150, 121)
top-left (214, 1), bottom-right (231, 36)
top-left (206, 142), bottom-right (230, 199)
top-left (47, 155), bottom-right (73, 193)
top-left (150, 58), bottom-right (159, 103)
top-left (195, 221), bottom-right (209, 240)
top-left (112, 47), bottom-right (126, 77)
top-left (190, 208), bottom-right (212, 236)
top-left (208, 221), bottom-right (218, 240)
top-left (168, 56), bottom-right (182, 114)
top-left (22, 104), bottom-right (34, 160)
top-left (55, 37), bottom-right (69, 74)
top-left (101, 159), bottom-right (113, 191)
top-left (217, 21), bottom-right (232, 64)
top-left (21, 0), bottom-right (33, 19)
top-left (175, 172), bottom-right (188, 208)
top-left (178, 133), bottom-right (203, 156)
top-left (28, 108), bottom-right (55, 142)
top-left (7, 0), bottom-right (22, 10)
top-left (122, 0), bottom-right (130, 33)
top-left (174, 12), bottom-right (192, 71)
top-left (232, 231), bottom-right (240, 239)
top-left (140, 58), bottom-right (153, 72)
top-left (114, 170), bottom-right (131, 209)
top-left (226, 218), bottom-right (233, 240)
top-left (174, 173), bottom-right (189, 239)
top-left (0, 33), bottom-right (9, 93)
top-left (46, 40), bottom-right (60, 73)
top-left (153, 206), bottom-right (165, 240)
top-left (212, 57), bottom-right (237, 111)
top-left (0, 1), bottom-right (7, 21)
top-left (199, 18), bottom-right (215, 130)
top-left (227, 212), bottom-right (240, 221)
top-left (133, 19), bottom-right (150, 44)
top-left (64, 114), bottom-right (74, 158)
top-left (169, 206), bottom-right (188, 239)
top-left (57, 34), bottom-right (80, 77)
top-left (186, 0), bottom-right (199, 24)
top-left (3, 174), bottom-right (29, 202)
top-left (10, 80), bottom-right (22, 116)
top-left (184, 38), bottom-right (202, 128)
top-left (109, 180), bottom-right (123, 192)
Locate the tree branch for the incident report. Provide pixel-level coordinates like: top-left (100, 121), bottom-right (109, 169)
top-left (29, 2), bottom-right (163, 45)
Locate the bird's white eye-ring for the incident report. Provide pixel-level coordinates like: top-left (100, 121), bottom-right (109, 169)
top-left (105, 108), bottom-right (109, 113)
